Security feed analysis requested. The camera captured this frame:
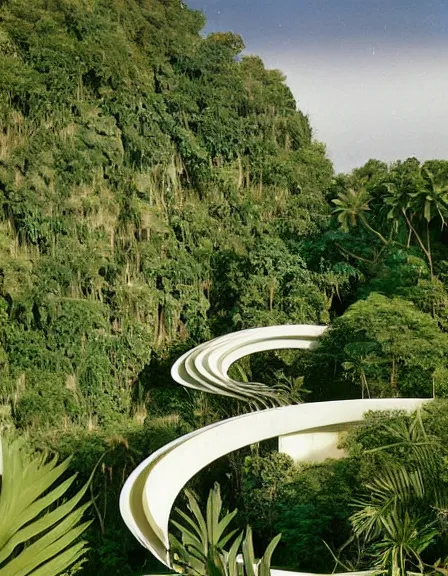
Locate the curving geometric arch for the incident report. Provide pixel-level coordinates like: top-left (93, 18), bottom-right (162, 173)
top-left (120, 325), bottom-right (429, 576)
top-left (172, 324), bottom-right (328, 407)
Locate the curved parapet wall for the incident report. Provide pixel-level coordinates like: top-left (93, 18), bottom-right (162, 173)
top-left (171, 325), bottom-right (327, 407)
top-left (120, 325), bottom-right (429, 576)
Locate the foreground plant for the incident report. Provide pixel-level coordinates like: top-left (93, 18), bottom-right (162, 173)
top-left (343, 413), bottom-right (447, 576)
top-left (0, 435), bottom-right (92, 576)
top-left (170, 482), bottom-right (281, 576)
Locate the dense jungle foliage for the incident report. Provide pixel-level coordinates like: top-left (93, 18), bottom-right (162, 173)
top-left (1, 0), bottom-right (448, 574)
top-left (236, 403), bottom-right (448, 575)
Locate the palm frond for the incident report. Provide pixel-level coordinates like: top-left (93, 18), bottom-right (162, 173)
top-left (0, 435), bottom-right (91, 576)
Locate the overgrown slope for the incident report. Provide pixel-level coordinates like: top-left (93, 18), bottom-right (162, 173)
top-left (0, 0), bottom-right (334, 429)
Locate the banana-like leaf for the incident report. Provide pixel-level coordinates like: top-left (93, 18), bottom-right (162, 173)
top-left (171, 519), bottom-right (205, 557)
top-left (26, 542), bottom-right (87, 576)
top-left (205, 483), bottom-right (238, 549)
top-left (206, 483), bottom-right (222, 547)
top-left (217, 528), bottom-right (240, 550)
top-left (175, 508), bottom-right (206, 541)
top-left (0, 435), bottom-right (91, 576)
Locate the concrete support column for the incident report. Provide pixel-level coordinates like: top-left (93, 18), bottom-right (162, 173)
top-left (279, 426), bottom-right (347, 463)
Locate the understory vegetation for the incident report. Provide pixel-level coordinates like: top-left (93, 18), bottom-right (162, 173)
top-left (1, 0), bottom-right (448, 574)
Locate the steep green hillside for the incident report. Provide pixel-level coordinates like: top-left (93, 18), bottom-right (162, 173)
top-left (3, 2), bottom-right (448, 574)
top-left (0, 0), bottom-right (333, 429)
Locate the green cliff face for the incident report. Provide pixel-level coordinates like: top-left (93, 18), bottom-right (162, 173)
top-left (0, 0), bottom-right (333, 428)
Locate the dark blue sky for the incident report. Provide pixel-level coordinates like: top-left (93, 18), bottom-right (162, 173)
top-left (187, 0), bottom-right (448, 172)
top-left (189, 0), bottom-right (448, 46)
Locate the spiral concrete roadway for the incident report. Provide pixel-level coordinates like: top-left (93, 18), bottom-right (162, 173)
top-left (120, 325), bottom-right (428, 576)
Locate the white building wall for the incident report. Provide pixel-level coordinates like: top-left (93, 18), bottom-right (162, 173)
top-left (279, 429), bottom-right (346, 463)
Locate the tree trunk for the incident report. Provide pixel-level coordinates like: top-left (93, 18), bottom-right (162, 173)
top-left (359, 214), bottom-right (388, 245)
top-left (361, 370), bottom-right (370, 399)
top-left (426, 221), bottom-right (434, 278)
top-left (391, 357), bottom-right (398, 395)
top-left (402, 209), bottom-right (433, 276)
top-left (237, 155), bottom-right (243, 189)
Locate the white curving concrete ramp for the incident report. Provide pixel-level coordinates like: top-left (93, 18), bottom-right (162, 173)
top-left (120, 325), bottom-right (429, 576)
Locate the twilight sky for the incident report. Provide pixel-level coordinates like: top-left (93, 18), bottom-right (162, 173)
top-left (186, 0), bottom-right (448, 173)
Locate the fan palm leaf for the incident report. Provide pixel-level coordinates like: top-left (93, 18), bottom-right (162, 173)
top-left (346, 414), bottom-right (445, 576)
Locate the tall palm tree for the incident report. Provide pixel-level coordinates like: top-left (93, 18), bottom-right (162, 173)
top-left (383, 165), bottom-right (448, 277)
top-left (416, 166), bottom-right (448, 227)
top-left (332, 188), bottom-right (388, 245)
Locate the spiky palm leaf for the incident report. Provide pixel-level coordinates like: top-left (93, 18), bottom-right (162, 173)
top-left (370, 511), bottom-right (437, 576)
top-left (350, 464), bottom-right (426, 542)
top-left (364, 410), bottom-right (446, 508)
top-left (170, 483), bottom-right (281, 576)
top-left (347, 414), bottom-right (445, 576)
top-left (0, 436), bottom-right (92, 576)
top-left (170, 483), bottom-right (239, 575)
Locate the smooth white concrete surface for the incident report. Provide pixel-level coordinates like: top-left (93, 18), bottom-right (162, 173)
top-left (120, 324), bottom-right (429, 576)
top-left (279, 429), bottom-right (346, 463)
top-left (271, 571), bottom-right (376, 576)
top-left (172, 325), bottom-right (328, 406)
